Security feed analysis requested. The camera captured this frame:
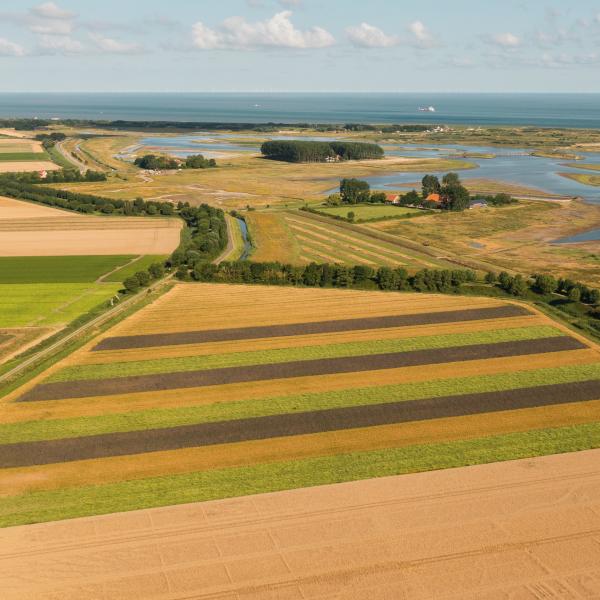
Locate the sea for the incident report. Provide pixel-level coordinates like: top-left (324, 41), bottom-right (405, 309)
top-left (2, 93), bottom-right (600, 128)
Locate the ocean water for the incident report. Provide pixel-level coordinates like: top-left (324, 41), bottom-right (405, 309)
top-left (2, 93), bottom-right (600, 128)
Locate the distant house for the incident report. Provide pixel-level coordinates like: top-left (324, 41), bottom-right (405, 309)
top-left (384, 193), bottom-right (401, 204)
top-left (38, 170), bottom-right (48, 179)
top-left (425, 193), bottom-right (442, 204)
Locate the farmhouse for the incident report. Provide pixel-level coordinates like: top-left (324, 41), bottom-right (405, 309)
top-left (384, 193), bottom-right (401, 204)
top-left (425, 193), bottom-right (442, 204)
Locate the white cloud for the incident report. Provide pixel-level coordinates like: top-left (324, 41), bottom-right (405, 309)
top-left (32, 2), bottom-right (75, 20)
top-left (346, 23), bottom-right (399, 48)
top-left (0, 38), bottom-right (26, 57)
top-left (37, 34), bottom-right (85, 54)
top-left (29, 19), bottom-right (73, 35)
top-left (89, 33), bottom-right (142, 54)
top-left (192, 11), bottom-right (335, 49)
top-left (490, 32), bottom-right (521, 47)
top-left (409, 21), bottom-right (435, 48)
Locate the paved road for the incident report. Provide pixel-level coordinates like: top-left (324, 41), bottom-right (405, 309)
top-left (55, 140), bottom-right (87, 173)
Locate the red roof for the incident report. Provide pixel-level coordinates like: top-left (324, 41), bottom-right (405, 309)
top-left (426, 193), bottom-right (441, 202)
top-left (385, 193), bottom-right (399, 201)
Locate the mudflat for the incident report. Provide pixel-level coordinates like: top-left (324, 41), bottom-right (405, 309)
top-left (2, 448), bottom-right (600, 599)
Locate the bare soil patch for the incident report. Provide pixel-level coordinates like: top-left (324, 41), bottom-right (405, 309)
top-left (95, 305), bottom-right (530, 351)
top-left (20, 336), bottom-right (584, 402)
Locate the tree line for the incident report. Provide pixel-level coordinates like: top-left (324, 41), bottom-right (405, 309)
top-left (0, 170), bottom-right (175, 216)
top-left (0, 118), bottom-right (434, 134)
top-left (183, 260), bottom-right (477, 293)
top-left (260, 140), bottom-right (384, 163)
top-left (134, 154), bottom-right (217, 170)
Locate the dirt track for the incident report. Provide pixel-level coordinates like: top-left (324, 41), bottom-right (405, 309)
top-left (2, 448), bottom-right (600, 599)
top-left (20, 336), bottom-right (583, 401)
top-left (94, 304), bottom-right (530, 350)
top-left (4, 379), bottom-right (599, 468)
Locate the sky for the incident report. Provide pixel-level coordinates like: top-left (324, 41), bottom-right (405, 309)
top-left (1, 0), bottom-right (600, 92)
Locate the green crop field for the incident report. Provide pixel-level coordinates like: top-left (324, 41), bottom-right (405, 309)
top-left (0, 255), bottom-right (134, 284)
top-left (0, 283), bottom-right (122, 327)
top-left (317, 204), bottom-right (423, 221)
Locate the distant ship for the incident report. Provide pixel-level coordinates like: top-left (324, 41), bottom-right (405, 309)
top-left (418, 106), bottom-right (436, 112)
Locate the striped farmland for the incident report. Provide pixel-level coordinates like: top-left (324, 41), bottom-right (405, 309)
top-left (282, 210), bottom-right (456, 269)
top-left (0, 282), bottom-right (599, 527)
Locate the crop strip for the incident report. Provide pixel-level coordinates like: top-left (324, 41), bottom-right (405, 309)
top-left (94, 304), bottom-right (530, 350)
top-left (20, 336), bottom-right (584, 402)
top-left (3, 379), bottom-right (599, 468)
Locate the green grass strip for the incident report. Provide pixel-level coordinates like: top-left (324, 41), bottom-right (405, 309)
top-left (2, 421), bottom-right (600, 527)
top-left (0, 152), bottom-right (49, 161)
top-left (48, 326), bottom-right (562, 383)
top-left (6, 363), bottom-right (599, 444)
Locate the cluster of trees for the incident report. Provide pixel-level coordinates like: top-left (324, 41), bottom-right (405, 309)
top-left (134, 154), bottom-right (217, 170)
top-left (260, 140), bottom-right (384, 163)
top-left (170, 204), bottom-right (228, 276)
top-left (34, 132), bottom-right (67, 151)
top-left (186, 259), bottom-right (477, 293)
top-left (0, 172), bottom-right (174, 216)
top-left (134, 154), bottom-right (181, 170)
top-left (123, 262), bottom-right (166, 293)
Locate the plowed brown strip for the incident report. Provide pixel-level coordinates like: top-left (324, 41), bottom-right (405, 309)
top-left (5, 379), bottom-right (599, 468)
top-left (95, 305), bottom-right (531, 351)
top-left (20, 336), bottom-right (581, 402)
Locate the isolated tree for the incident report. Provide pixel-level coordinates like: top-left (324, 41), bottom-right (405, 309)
top-left (135, 271), bottom-right (151, 287)
top-left (442, 172), bottom-right (461, 187)
top-left (123, 276), bottom-right (140, 293)
top-left (340, 178), bottom-right (370, 204)
top-left (568, 287), bottom-right (582, 302)
top-left (148, 262), bottom-right (165, 279)
top-left (369, 191), bottom-right (387, 203)
top-left (509, 274), bottom-right (528, 297)
top-left (421, 175), bottom-right (441, 198)
top-left (533, 274), bottom-right (557, 295)
top-left (400, 190), bottom-right (421, 206)
top-left (347, 211), bottom-right (355, 222)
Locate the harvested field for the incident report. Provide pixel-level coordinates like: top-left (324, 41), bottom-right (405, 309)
top-left (1, 283), bottom-right (599, 526)
top-left (0, 161), bottom-right (58, 173)
top-left (3, 449), bottom-right (600, 600)
top-left (0, 197), bottom-right (182, 256)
